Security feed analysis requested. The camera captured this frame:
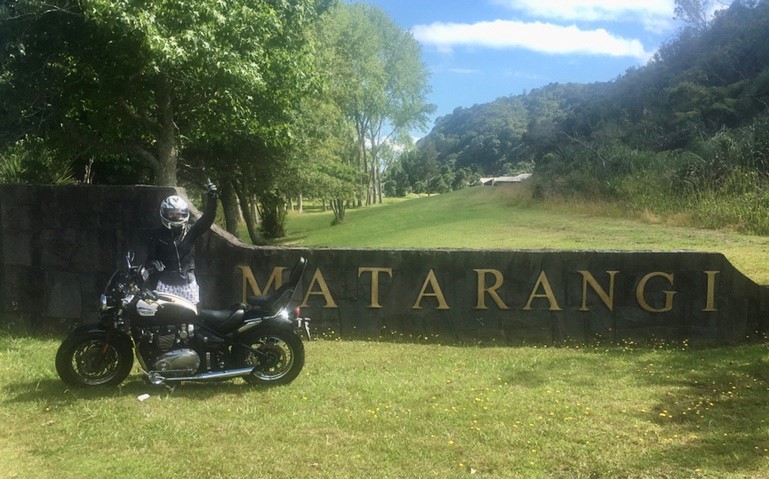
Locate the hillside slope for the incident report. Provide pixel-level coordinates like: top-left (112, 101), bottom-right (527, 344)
top-left (279, 186), bottom-right (769, 283)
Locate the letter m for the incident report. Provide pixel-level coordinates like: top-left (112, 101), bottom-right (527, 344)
top-left (238, 265), bottom-right (287, 302)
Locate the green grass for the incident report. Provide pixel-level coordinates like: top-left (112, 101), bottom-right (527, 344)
top-left (6, 186), bottom-right (769, 477)
top-left (2, 332), bottom-right (769, 478)
top-left (276, 186), bottom-right (769, 284)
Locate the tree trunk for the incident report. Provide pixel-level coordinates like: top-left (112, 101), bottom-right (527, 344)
top-left (331, 198), bottom-right (346, 225)
top-left (154, 76), bottom-right (178, 186)
top-left (233, 181), bottom-right (264, 245)
top-left (357, 118), bottom-right (367, 207)
top-left (257, 192), bottom-right (287, 239)
top-left (377, 161), bottom-right (383, 204)
top-left (220, 179), bottom-right (240, 237)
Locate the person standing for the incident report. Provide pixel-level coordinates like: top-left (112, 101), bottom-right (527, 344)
top-left (145, 180), bottom-right (218, 305)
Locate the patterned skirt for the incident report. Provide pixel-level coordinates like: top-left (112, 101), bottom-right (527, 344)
top-left (156, 279), bottom-right (200, 305)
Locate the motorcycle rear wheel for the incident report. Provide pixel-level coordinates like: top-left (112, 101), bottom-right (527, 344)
top-left (235, 328), bottom-right (305, 386)
top-left (55, 332), bottom-right (134, 387)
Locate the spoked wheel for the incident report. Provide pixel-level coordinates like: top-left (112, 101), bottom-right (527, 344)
top-left (235, 328), bottom-right (305, 386)
top-left (55, 332), bottom-right (134, 387)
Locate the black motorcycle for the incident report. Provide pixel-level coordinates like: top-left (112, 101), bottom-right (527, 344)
top-left (56, 253), bottom-right (310, 388)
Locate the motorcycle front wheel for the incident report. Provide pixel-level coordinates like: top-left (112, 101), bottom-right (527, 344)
top-left (234, 328), bottom-right (305, 386)
top-left (55, 332), bottom-right (134, 387)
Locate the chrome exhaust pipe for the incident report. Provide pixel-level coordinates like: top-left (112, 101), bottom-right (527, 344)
top-left (146, 367), bottom-right (255, 384)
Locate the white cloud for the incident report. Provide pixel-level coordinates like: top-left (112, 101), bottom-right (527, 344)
top-left (489, 0), bottom-right (677, 33)
top-left (502, 70), bottom-right (544, 80)
top-left (490, 0), bottom-right (674, 23)
top-left (447, 68), bottom-right (482, 74)
top-left (412, 20), bottom-right (652, 59)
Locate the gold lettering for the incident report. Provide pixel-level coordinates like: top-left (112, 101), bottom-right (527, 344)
top-left (523, 271), bottom-right (562, 311)
top-left (358, 267), bottom-right (393, 309)
top-left (238, 265), bottom-right (286, 302)
top-left (412, 269), bottom-right (450, 310)
top-left (636, 272), bottom-right (676, 313)
top-left (300, 268), bottom-right (338, 308)
top-left (579, 271), bottom-right (618, 312)
top-left (703, 271), bottom-right (719, 312)
top-left (474, 269), bottom-right (509, 310)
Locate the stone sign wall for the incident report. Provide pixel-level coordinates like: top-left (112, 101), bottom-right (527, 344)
top-left (0, 185), bottom-right (177, 329)
top-left (2, 184), bottom-right (767, 344)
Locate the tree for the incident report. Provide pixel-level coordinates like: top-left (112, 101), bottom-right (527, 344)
top-left (1, 0), bottom-right (324, 186)
top-left (0, 136), bottom-right (74, 184)
top-left (291, 95), bottom-right (359, 226)
top-left (674, 0), bottom-right (715, 29)
top-left (315, 3), bottom-right (434, 206)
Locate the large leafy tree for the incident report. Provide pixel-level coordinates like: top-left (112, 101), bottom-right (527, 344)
top-left (315, 3), bottom-right (434, 208)
top-left (1, 0), bottom-right (325, 186)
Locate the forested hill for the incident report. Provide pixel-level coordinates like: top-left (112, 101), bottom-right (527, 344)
top-left (413, 0), bottom-right (769, 182)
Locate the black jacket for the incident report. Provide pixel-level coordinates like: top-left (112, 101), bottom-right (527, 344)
top-left (146, 196), bottom-right (217, 286)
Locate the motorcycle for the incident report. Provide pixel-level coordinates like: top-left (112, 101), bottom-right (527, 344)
top-left (56, 252), bottom-right (310, 388)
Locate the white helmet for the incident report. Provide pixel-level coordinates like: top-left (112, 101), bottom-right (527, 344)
top-left (160, 195), bottom-right (190, 229)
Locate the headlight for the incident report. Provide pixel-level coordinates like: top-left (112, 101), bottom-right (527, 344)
top-left (99, 294), bottom-right (109, 311)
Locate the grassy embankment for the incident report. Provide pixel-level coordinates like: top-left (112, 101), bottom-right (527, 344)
top-left (3, 185), bottom-right (768, 478)
top-left (277, 185), bottom-right (769, 284)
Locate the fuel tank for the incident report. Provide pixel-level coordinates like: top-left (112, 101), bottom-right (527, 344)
top-left (133, 292), bottom-right (198, 325)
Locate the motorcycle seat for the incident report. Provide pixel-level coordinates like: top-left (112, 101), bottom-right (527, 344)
top-left (198, 304), bottom-right (246, 333)
top-left (245, 257), bottom-right (307, 314)
top-left (246, 294), bottom-right (271, 310)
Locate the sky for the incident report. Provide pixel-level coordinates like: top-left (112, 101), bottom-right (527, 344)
top-left (353, 0), bottom-right (732, 133)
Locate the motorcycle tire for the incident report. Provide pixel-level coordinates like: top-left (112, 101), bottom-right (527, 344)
top-left (55, 332), bottom-right (134, 387)
top-left (234, 327), bottom-right (305, 386)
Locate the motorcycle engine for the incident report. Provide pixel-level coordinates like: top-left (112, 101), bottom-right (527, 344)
top-left (139, 324), bottom-right (201, 377)
top-left (152, 349), bottom-right (200, 377)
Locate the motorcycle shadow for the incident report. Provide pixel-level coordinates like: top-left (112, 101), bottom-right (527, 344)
top-left (4, 375), bottom-right (267, 405)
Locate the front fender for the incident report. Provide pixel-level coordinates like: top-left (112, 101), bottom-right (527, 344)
top-left (65, 323), bottom-right (133, 348)
top-left (69, 323), bottom-right (109, 336)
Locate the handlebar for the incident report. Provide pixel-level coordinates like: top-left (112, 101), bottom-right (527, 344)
top-left (141, 289), bottom-right (158, 301)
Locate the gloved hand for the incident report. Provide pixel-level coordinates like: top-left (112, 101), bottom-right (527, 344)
top-left (205, 178), bottom-right (218, 198)
top-left (149, 260), bottom-right (165, 272)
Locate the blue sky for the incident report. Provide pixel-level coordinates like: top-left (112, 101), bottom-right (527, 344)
top-left (354, 0), bottom-right (732, 133)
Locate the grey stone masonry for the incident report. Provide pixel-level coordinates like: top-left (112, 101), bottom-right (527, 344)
top-left (1, 184), bottom-right (767, 344)
top-left (1, 184), bottom-right (175, 329)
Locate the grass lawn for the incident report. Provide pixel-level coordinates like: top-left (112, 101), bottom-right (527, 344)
top-left (2, 332), bottom-right (769, 478)
top-left (275, 186), bottom-right (769, 284)
top-left (5, 186), bottom-right (769, 478)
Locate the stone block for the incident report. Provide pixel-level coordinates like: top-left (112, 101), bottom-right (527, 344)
top-left (2, 233), bottom-right (32, 266)
top-left (45, 271), bottom-right (82, 319)
top-left (2, 266), bottom-right (45, 314)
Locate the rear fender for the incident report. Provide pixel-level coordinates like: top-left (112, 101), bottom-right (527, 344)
top-left (258, 314), bottom-right (294, 330)
top-left (237, 311), bottom-right (294, 336)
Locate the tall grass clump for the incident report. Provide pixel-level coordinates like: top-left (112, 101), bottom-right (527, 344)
top-left (606, 150), bottom-right (691, 217)
top-left (533, 114), bottom-right (769, 234)
top-left (685, 169), bottom-right (769, 234)
top-left (619, 166), bottom-right (769, 234)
